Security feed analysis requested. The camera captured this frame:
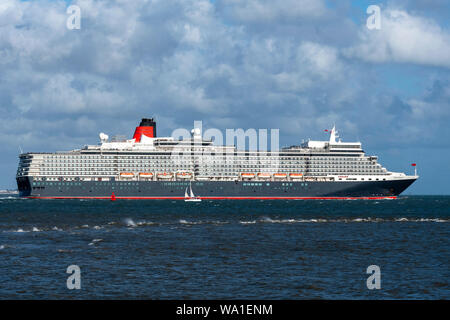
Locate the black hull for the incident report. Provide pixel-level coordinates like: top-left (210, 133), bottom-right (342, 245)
top-left (17, 177), bottom-right (416, 199)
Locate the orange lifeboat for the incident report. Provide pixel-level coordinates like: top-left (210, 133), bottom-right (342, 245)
top-left (257, 173), bottom-right (271, 179)
top-left (120, 172), bottom-right (134, 178)
top-left (289, 173), bottom-right (303, 179)
top-left (139, 172), bottom-right (153, 179)
top-left (273, 173), bottom-right (287, 179)
top-left (241, 173), bottom-right (255, 179)
top-left (157, 172), bottom-right (173, 179)
top-left (176, 172), bottom-right (192, 179)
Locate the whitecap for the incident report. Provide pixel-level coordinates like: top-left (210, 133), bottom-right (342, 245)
top-left (281, 219), bottom-right (296, 223)
top-left (417, 218), bottom-right (448, 223)
top-left (211, 221), bottom-right (228, 225)
top-left (269, 218), bottom-right (293, 223)
top-left (179, 219), bottom-right (203, 225)
top-left (137, 220), bottom-right (152, 226)
top-left (124, 218), bottom-right (136, 227)
top-left (88, 239), bottom-right (103, 246)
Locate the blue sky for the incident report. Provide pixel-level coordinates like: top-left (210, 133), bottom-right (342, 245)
top-left (1, 0), bottom-right (449, 194)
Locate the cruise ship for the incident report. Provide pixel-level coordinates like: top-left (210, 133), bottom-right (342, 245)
top-left (16, 118), bottom-right (418, 200)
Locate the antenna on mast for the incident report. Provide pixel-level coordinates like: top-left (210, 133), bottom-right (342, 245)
top-left (329, 125), bottom-right (337, 144)
top-left (411, 163), bottom-right (417, 176)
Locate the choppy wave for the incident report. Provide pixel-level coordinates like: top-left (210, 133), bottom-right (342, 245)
top-left (1, 216), bottom-right (447, 234)
top-left (179, 219), bottom-right (228, 225)
top-left (123, 218), bottom-right (156, 227)
top-left (88, 238), bottom-right (103, 246)
top-left (239, 220), bottom-right (257, 224)
top-left (239, 217), bottom-right (449, 224)
top-left (179, 219), bottom-right (204, 225)
top-left (124, 218), bottom-right (137, 227)
top-left (0, 196), bottom-right (20, 200)
top-left (137, 220), bottom-right (156, 226)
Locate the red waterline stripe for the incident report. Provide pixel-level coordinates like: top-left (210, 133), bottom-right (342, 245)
top-left (26, 196), bottom-right (397, 200)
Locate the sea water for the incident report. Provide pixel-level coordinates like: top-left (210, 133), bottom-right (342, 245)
top-left (0, 195), bottom-right (448, 299)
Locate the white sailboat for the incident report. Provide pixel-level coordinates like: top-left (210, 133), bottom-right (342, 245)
top-left (184, 181), bottom-right (201, 202)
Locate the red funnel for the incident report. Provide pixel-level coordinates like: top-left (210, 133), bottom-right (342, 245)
top-left (133, 118), bottom-right (156, 142)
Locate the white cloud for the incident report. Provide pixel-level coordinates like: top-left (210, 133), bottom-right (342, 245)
top-left (12, 73), bottom-right (128, 114)
top-left (296, 42), bottom-right (342, 80)
top-left (218, 0), bottom-right (328, 23)
top-left (183, 24), bottom-right (202, 44)
top-left (408, 82), bottom-right (450, 119)
top-left (344, 9), bottom-right (450, 68)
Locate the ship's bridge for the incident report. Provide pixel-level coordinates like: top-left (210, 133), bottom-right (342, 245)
top-left (286, 126), bottom-right (363, 153)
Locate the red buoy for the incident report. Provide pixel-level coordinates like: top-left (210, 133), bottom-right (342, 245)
top-left (111, 192), bottom-right (116, 201)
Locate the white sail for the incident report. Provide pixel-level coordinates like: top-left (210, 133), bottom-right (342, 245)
top-left (189, 183), bottom-right (195, 198)
top-left (185, 182), bottom-right (201, 202)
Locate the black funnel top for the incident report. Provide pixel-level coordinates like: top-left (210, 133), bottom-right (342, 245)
top-left (139, 118), bottom-right (156, 127)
